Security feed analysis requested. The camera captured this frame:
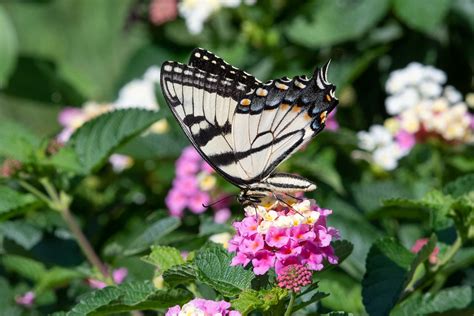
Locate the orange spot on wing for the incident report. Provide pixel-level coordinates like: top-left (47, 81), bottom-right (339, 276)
top-left (292, 105), bottom-right (301, 112)
top-left (304, 113), bottom-right (312, 121)
top-left (281, 103), bottom-right (289, 110)
top-left (325, 95), bottom-right (331, 102)
top-left (320, 111), bottom-right (327, 123)
top-left (241, 99), bottom-right (251, 106)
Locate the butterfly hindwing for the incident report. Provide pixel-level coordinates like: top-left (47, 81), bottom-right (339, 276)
top-left (161, 50), bottom-right (338, 188)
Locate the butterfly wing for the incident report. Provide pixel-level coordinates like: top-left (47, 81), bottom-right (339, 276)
top-left (160, 49), bottom-right (338, 188)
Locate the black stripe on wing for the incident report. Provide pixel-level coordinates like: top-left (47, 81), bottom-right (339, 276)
top-left (160, 60), bottom-right (250, 187)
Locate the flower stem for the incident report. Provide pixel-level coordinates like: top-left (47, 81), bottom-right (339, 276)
top-left (19, 178), bottom-right (109, 279)
top-left (61, 205), bottom-right (109, 278)
top-left (284, 292), bottom-right (296, 316)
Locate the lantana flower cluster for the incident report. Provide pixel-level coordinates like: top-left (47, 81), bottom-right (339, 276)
top-left (178, 0), bottom-right (256, 34)
top-left (166, 298), bottom-right (241, 316)
top-left (166, 146), bottom-right (231, 222)
top-left (356, 62), bottom-right (474, 170)
top-left (57, 66), bottom-right (164, 172)
top-left (229, 199), bottom-right (339, 275)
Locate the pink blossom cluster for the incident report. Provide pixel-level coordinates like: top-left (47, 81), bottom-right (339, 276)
top-left (15, 291), bottom-right (35, 307)
top-left (149, 0), bottom-right (178, 26)
top-left (277, 264), bottom-right (312, 292)
top-left (166, 146), bottom-right (231, 222)
top-left (87, 267), bottom-right (128, 289)
top-left (411, 238), bottom-right (440, 265)
top-left (228, 199), bottom-right (339, 275)
top-left (166, 298), bottom-right (241, 316)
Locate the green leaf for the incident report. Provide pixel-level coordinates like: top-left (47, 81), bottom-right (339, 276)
top-left (0, 7), bottom-right (18, 87)
top-left (326, 196), bottom-right (381, 277)
top-left (0, 120), bottom-right (40, 161)
top-left (0, 186), bottom-right (37, 220)
top-left (352, 180), bottom-right (414, 213)
top-left (0, 220), bottom-right (42, 249)
top-left (393, 0), bottom-right (450, 33)
top-left (444, 173), bottom-right (474, 198)
top-left (362, 238), bottom-right (414, 316)
top-left (195, 244), bottom-right (254, 297)
top-left (70, 109), bottom-right (163, 173)
top-left (293, 291), bottom-right (330, 312)
top-left (45, 147), bottom-right (83, 173)
top-left (316, 271), bottom-right (363, 313)
top-left (232, 288), bottom-right (287, 315)
top-left (231, 289), bottom-right (262, 315)
top-left (286, 0), bottom-right (391, 48)
top-left (66, 281), bottom-right (192, 315)
top-left (36, 267), bottom-right (83, 294)
top-left (4, 0), bottom-right (146, 100)
top-left (141, 245), bottom-right (185, 272)
top-left (162, 262), bottom-right (197, 287)
top-left (124, 216), bottom-right (181, 256)
top-left (331, 240), bottom-right (354, 266)
top-left (393, 286), bottom-right (472, 315)
top-left (2, 255), bottom-right (46, 281)
top-left (68, 286), bottom-right (123, 316)
top-left (404, 234), bottom-right (437, 289)
top-left (293, 148), bottom-right (344, 194)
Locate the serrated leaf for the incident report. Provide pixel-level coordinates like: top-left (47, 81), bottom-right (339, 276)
top-left (231, 287), bottom-right (287, 315)
top-left (393, 0), bottom-right (450, 33)
top-left (0, 7), bottom-right (18, 88)
top-left (65, 281), bottom-right (192, 315)
top-left (124, 216), bottom-right (181, 256)
top-left (70, 109), bottom-right (163, 173)
top-left (0, 186), bottom-right (37, 220)
top-left (2, 255), bottom-right (46, 281)
top-left (0, 120), bottom-right (40, 161)
top-left (91, 288), bottom-right (193, 315)
top-left (162, 262), bottom-right (197, 287)
top-left (231, 289), bottom-right (262, 315)
top-left (142, 245), bottom-right (184, 272)
top-left (286, 0), bottom-right (390, 48)
top-left (68, 286), bottom-right (123, 316)
top-left (444, 173), bottom-right (474, 198)
top-left (362, 238), bottom-right (415, 316)
top-left (0, 220), bottom-right (42, 249)
top-left (195, 244), bottom-right (254, 297)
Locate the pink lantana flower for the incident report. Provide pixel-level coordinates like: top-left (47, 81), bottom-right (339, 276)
top-left (166, 298), bottom-right (241, 316)
top-left (229, 199), bottom-right (339, 275)
top-left (166, 146), bottom-right (231, 221)
top-left (15, 291), bottom-right (35, 307)
top-left (411, 238), bottom-right (440, 264)
top-left (88, 267), bottom-right (128, 289)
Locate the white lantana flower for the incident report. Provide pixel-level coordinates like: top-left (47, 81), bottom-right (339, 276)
top-left (179, 0), bottom-right (256, 34)
top-left (114, 66), bottom-right (160, 111)
top-left (372, 143), bottom-right (403, 171)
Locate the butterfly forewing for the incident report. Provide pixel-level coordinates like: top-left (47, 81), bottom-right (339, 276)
top-left (160, 49), bottom-right (338, 189)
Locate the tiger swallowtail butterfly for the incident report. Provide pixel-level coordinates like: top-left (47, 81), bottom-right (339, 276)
top-left (160, 48), bottom-right (338, 206)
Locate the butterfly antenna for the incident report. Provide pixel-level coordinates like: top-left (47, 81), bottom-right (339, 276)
top-left (202, 194), bottom-right (236, 208)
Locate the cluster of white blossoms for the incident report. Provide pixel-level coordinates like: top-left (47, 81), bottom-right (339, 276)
top-left (179, 0), bottom-right (256, 34)
top-left (357, 62), bottom-right (474, 171)
top-left (244, 199), bottom-right (321, 234)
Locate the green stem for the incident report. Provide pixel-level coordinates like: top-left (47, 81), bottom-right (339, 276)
top-left (61, 205), bottom-right (109, 278)
top-left (399, 236), bottom-right (463, 302)
top-left (18, 180), bottom-right (50, 205)
top-left (19, 178), bottom-right (109, 280)
top-left (284, 292), bottom-right (296, 316)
